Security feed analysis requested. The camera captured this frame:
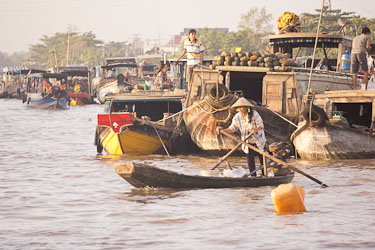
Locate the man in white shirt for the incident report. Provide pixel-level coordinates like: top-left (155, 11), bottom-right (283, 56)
top-left (176, 29), bottom-right (205, 86)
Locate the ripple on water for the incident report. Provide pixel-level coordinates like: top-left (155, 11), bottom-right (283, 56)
top-left (1, 99), bottom-right (375, 249)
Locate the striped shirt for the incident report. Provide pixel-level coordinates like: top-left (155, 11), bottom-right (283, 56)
top-left (228, 111), bottom-right (266, 153)
top-left (184, 39), bottom-right (204, 66)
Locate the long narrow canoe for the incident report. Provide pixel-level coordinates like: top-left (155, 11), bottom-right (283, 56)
top-left (115, 162), bottom-right (294, 189)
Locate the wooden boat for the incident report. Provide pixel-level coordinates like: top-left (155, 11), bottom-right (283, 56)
top-left (96, 80), bottom-right (132, 104)
top-left (181, 33), bottom-right (375, 157)
top-left (21, 71), bottom-right (47, 104)
top-left (57, 66), bottom-right (96, 105)
top-left (96, 112), bottom-right (174, 155)
top-left (291, 90), bottom-right (375, 160)
top-left (68, 92), bottom-right (94, 105)
top-left (95, 91), bottom-right (193, 155)
top-left (183, 73), bottom-right (297, 153)
top-left (27, 90), bottom-right (69, 109)
top-left (1, 66), bottom-right (25, 99)
top-left (0, 84), bottom-right (8, 98)
top-left (115, 162), bottom-right (294, 189)
top-left (93, 57), bottom-right (149, 104)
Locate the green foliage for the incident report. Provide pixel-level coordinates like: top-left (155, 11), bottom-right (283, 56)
top-left (198, 7), bottom-right (273, 56)
top-left (104, 41), bottom-right (126, 58)
top-left (301, 7), bottom-right (375, 41)
top-left (300, 7), bottom-right (375, 58)
top-left (237, 7), bottom-right (273, 52)
top-left (29, 31), bottom-right (103, 68)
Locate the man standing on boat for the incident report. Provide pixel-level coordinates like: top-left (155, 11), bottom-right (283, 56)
top-left (216, 97), bottom-right (266, 177)
top-left (351, 27), bottom-right (371, 90)
top-left (175, 29), bottom-right (204, 86)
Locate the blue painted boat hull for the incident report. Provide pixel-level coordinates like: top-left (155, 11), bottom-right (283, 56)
top-left (28, 93), bottom-right (69, 109)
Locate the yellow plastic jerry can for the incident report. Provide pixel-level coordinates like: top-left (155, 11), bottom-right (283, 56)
top-left (271, 183), bottom-right (306, 213)
top-left (70, 99), bottom-right (77, 106)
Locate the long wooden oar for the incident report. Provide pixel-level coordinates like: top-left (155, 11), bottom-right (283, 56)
top-left (220, 130), bottom-right (328, 187)
top-left (211, 131), bottom-right (254, 170)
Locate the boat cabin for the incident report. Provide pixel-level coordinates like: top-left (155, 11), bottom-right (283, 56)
top-left (104, 91), bottom-right (185, 122)
top-left (312, 90), bottom-right (375, 132)
top-left (57, 66), bottom-right (92, 95)
top-left (188, 33), bottom-right (356, 122)
top-left (269, 32), bottom-right (352, 72)
top-left (97, 57), bottom-right (145, 86)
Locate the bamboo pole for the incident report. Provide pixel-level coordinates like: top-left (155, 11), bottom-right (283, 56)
top-left (306, 0), bottom-right (325, 93)
top-left (211, 131), bottom-right (254, 170)
top-left (220, 130), bottom-right (328, 187)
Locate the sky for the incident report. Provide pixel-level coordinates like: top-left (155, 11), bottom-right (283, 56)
top-left (0, 0), bottom-right (374, 53)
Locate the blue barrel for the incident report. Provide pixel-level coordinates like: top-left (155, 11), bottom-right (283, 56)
top-left (341, 50), bottom-right (351, 71)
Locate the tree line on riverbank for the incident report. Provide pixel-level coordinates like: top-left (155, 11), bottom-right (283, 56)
top-left (1, 7), bottom-right (374, 69)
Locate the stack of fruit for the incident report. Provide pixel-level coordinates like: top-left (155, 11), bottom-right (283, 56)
top-left (211, 50), bottom-right (300, 72)
top-left (277, 12), bottom-right (300, 33)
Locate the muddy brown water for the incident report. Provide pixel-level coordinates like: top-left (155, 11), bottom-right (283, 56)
top-left (1, 98), bottom-right (375, 249)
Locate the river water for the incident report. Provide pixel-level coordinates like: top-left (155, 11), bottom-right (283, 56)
top-left (0, 98), bottom-right (374, 250)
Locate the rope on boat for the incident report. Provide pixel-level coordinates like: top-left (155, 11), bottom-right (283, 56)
top-left (204, 84), bottom-right (237, 111)
top-left (155, 99), bottom-right (206, 123)
top-left (151, 123), bottom-right (170, 157)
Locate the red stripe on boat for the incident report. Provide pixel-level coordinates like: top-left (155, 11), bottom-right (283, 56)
top-left (68, 92), bottom-right (89, 99)
top-left (97, 113), bottom-right (135, 133)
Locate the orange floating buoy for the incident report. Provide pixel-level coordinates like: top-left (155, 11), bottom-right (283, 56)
top-left (271, 183), bottom-right (306, 213)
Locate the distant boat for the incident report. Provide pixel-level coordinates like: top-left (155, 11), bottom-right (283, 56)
top-left (93, 57), bottom-right (153, 103)
top-left (57, 66), bottom-right (96, 105)
top-left (27, 90), bottom-right (69, 110)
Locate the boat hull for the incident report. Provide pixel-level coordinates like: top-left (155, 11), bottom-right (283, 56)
top-left (183, 99), bottom-right (297, 153)
top-left (27, 94), bottom-right (69, 109)
top-left (97, 81), bottom-right (120, 104)
top-left (115, 162), bottom-right (294, 189)
top-left (96, 113), bottom-right (173, 155)
top-left (292, 121), bottom-right (375, 160)
top-left (100, 127), bottom-right (165, 155)
top-left (68, 92), bottom-right (95, 105)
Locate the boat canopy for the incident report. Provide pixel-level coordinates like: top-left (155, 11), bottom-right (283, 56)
top-left (101, 63), bottom-right (138, 69)
top-left (109, 96), bottom-right (184, 102)
top-left (57, 66), bottom-right (89, 77)
top-left (269, 32), bottom-right (352, 49)
top-left (42, 72), bottom-right (68, 80)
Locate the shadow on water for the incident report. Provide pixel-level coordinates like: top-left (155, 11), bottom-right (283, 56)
top-left (117, 187), bottom-right (185, 204)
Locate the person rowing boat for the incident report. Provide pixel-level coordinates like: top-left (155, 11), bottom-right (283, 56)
top-left (217, 97), bottom-right (266, 177)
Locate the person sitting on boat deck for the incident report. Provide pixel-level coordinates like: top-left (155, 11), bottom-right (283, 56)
top-left (74, 81), bottom-right (81, 93)
top-left (351, 27), bottom-right (371, 90)
top-left (45, 83), bottom-right (53, 96)
top-left (175, 29), bottom-right (205, 86)
top-left (124, 72), bottom-right (130, 82)
top-left (116, 73), bottom-right (129, 87)
top-left (145, 75), bottom-right (153, 88)
top-left (153, 63), bottom-right (172, 90)
top-left (216, 97), bottom-right (266, 177)
top-left (59, 83), bottom-right (66, 90)
top-left (90, 67), bottom-right (97, 79)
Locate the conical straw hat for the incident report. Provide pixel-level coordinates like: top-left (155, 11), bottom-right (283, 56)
top-left (231, 97), bottom-right (254, 108)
